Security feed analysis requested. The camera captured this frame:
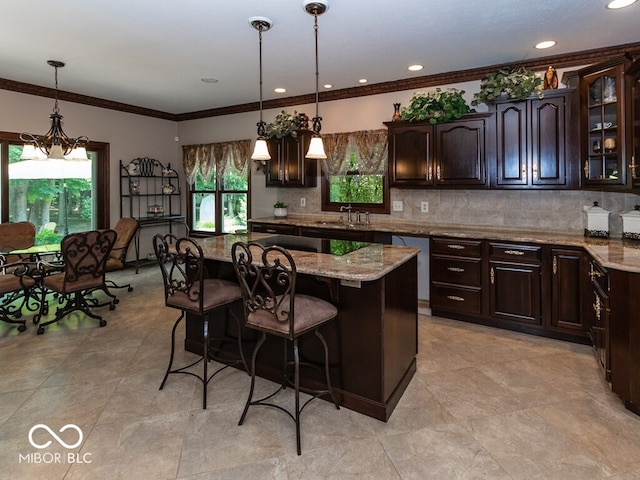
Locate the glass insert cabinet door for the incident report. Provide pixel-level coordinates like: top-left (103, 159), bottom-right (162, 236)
top-left (584, 68), bottom-right (623, 184)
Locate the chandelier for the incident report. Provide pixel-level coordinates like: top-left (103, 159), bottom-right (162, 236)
top-left (304, 0), bottom-right (329, 159)
top-left (249, 16), bottom-right (273, 169)
top-left (20, 60), bottom-right (89, 161)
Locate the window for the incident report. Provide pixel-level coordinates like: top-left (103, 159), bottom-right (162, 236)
top-left (0, 132), bottom-right (109, 241)
top-left (320, 130), bottom-right (389, 214)
top-left (184, 140), bottom-right (250, 235)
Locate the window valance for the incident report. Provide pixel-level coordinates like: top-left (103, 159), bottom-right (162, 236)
top-left (182, 139), bottom-right (251, 185)
top-left (321, 129), bottom-right (388, 177)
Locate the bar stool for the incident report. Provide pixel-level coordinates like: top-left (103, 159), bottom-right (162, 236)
top-left (231, 241), bottom-right (340, 455)
top-left (153, 234), bottom-right (247, 409)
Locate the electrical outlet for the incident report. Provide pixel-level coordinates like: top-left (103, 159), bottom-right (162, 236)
top-left (392, 200), bottom-right (403, 212)
top-left (421, 201), bottom-right (429, 213)
top-left (300, 197), bottom-right (306, 207)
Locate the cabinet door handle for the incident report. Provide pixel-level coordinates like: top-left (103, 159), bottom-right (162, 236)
top-left (521, 165), bottom-right (527, 179)
top-left (265, 228), bottom-right (277, 233)
top-left (504, 249), bottom-right (524, 256)
top-left (436, 165), bottom-right (442, 181)
top-left (447, 244), bottom-right (465, 250)
top-left (533, 164), bottom-right (538, 180)
top-left (584, 160), bottom-right (589, 178)
top-left (553, 255), bottom-right (557, 275)
top-left (447, 267), bottom-right (465, 273)
top-left (490, 267), bottom-right (495, 284)
top-left (593, 294), bottom-right (601, 321)
top-left (447, 295), bottom-right (465, 302)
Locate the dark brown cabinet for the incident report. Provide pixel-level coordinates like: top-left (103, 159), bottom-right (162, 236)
top-left (549, 247), bottom-right (591, 337)
top-left (265, 130), bottom-right (317, 187)
top-left (386, 113), bottom-right (491, 188)
top-left (488, 242), bottom-right (542, 325)
top-left (588, 259), bottom-right (610, 381)
top-left (627, 59), bottom-right (640, 188)
top-left (430, 237), bottom-right (483, 317)
top-left (493, 90), bottom-right (574, 188)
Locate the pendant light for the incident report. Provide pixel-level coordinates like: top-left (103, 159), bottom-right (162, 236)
top-left (20, 60), bottom-right (89, 161)
top-left (249, 16), bottom-right (273, 168)
top-left (304, 0), bottom-right (329, 159)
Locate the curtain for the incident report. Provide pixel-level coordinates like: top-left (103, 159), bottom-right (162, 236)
top-left (320, 129), bottom-right (388, 177)
top-left (182, 139), bottom-right (250, 184)
top-left (352, 129), bottom-right (388, 175)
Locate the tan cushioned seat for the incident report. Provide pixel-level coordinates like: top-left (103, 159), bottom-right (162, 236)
top-left (247, 293), bottom-right (338, 335)
top-left (166, 278), bottom-right (242, 313)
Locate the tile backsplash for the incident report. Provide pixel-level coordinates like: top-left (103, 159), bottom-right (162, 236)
top-left (278, 188), bottom-right (640, 237)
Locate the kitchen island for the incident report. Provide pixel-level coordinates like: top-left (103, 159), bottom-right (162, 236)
top-left (184, 232), bottom-right (420, 421)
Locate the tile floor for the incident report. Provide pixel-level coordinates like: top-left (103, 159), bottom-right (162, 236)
top-left (1, 265), bottom-right (640, 479)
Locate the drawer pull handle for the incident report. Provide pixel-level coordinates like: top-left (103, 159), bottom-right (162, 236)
top-left (266, 228), bottom-right (277, 233)
top-left (504, 249), bottom-right (524, 256)
top-left (446, 295), bottom-right (465, 302)
top-left (447, 244), bottom-right (465, 250)
top-left (447, 267), bottom-right (465, 273)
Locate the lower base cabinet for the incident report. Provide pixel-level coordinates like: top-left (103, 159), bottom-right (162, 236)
top-left (431, 237), bottom-right (590, 342)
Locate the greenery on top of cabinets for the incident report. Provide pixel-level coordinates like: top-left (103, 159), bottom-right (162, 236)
top-left (265, 110), bottom-right (304, 139)
top-left (400, 88), bottom-right (474, 124)
top-left (472, 67), bottom-right (544, 105)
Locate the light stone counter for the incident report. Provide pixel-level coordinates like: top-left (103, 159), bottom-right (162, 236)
top-left (249, 216), bottom-right (640, 274)
top-left (197, 232), bottom-right (420, 281)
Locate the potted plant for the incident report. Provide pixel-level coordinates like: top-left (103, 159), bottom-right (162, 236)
top-left (265, 110), bottom-right (303, 139)
top-left (400, 88), bottom-right (474, 124)
top-left (472, 67), bottom-right (544, 106)
top-left (273, 201), bottom-right (288, 218)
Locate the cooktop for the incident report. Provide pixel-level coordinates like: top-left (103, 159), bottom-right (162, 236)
top-left (254, 235), bottom-right (369, 256)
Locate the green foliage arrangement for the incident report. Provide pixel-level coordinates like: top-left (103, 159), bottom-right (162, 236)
top-left (472, 67), bottom-right (544, 106)
top-left (273, 201), bottom-right (287, 208)
top-left (400, 88), bottom-right (474, 124)
top-left (265, 110), bottom-right (301, 139)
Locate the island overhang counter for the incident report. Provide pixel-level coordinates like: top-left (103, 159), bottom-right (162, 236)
top-left (183, 232), bottom-right (420, 421)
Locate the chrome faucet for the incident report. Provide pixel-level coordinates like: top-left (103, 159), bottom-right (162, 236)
top-left (340, 204), bottom-right (353, 224)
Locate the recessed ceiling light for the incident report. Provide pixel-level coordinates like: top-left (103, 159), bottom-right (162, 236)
top-left (323, 84), bottom-right (332, 89)
top-left (200, 77), bottom-right (219, 84)
top-left (358, 78), bottom-right (368, 84)
top-left (535, 40), bottom-right (557, 49)
top-left (274, 87), bottom-right (286, 93)
top-left (607, 0), bottom-right (637, 8)
top-left (408, 64), bottom-right (424, 72)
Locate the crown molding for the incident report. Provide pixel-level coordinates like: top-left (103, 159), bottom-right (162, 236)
top-left (2, 42), bottom-right (639, 123)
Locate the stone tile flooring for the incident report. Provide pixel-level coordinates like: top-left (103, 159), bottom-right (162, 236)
top-left (1, 266), bottom-right (640, 479)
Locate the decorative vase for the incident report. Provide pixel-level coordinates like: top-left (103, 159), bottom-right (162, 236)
top-left (392, 103), bottom-right (401, 121)
top-left (274, 207), bottom-right (287, 218)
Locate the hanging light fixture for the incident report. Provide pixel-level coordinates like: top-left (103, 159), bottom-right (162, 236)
top-left (304, 0), bottom-right (329, 159)
top-left (249, 16), bottom-right (273, 170)
top-left (20, 60), bottom-right (89, 161)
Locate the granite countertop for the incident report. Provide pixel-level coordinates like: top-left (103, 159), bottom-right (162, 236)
top-left (249, 216), bottom-right (640, 274)
top-left (197, 232), bottom-right (420, 282)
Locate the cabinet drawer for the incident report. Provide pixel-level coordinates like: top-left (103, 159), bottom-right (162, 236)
top-left (431, 255), bottom-right (482, 287)
top-left (489, 242), bottom-right (541, 263)
top-left (251, 223), bottom-right (297, 235)
top-left (431, 283), bottom-right (482, 316)
top-left (431, 238), bottom-right (482, 257)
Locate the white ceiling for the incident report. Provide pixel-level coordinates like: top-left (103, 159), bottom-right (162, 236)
top-left (1, 0), bottom-right (639, 115)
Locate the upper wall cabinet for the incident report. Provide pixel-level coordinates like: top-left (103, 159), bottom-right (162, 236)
top-left (265, 130), bottom-right (317, 188)
top-left (626, 59), bottom-right (640, 189)
top-left (492, 89), bottom-right (577, 189)
top-left (565, 54), bottom-right (634, 189)
top-left (385, 113), bottom-right (492, 188)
